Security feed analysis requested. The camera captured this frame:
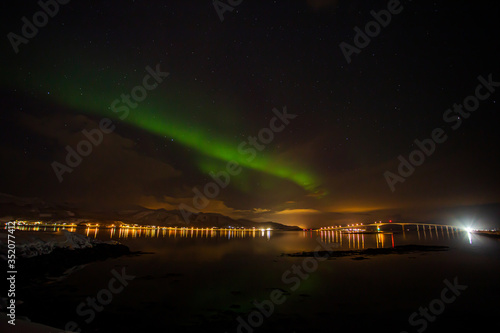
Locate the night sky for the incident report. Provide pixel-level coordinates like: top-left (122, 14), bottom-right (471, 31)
top-left (1, 0), bottom-right (499, 228)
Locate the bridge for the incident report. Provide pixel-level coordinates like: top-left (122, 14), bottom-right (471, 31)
top-left (317, 222), bottom-right (465, 233)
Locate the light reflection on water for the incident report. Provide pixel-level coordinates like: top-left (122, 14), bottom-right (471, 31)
top-left (317, 225), bottom-right (465, 249)
top-left (13, 225), bottom-right (471, 250)
top-left (14, 226), bottom-right (274, 241)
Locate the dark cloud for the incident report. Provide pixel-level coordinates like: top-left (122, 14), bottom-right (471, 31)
top-left (2, 113), bottom-right (181, 209)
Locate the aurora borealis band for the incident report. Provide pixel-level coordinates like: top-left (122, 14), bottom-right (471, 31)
top-left (17, 62), bottom-right (320, 192)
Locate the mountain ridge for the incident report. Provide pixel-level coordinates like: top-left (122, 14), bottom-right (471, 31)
top-left (0, 193), bottom-right (301, 230)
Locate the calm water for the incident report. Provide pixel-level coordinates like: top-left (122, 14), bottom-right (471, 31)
top-left (13, 227), bottom-right (500, 332)
top-left (15, 225), bottom-right (471, 250)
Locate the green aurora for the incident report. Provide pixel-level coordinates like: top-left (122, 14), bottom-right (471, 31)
top-left (8, 63), bottom-right (321, 193)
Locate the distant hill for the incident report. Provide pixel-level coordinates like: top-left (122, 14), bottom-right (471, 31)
top-left (0, 193), bottom-right (301, 230)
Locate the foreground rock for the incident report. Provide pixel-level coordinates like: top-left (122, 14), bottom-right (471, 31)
top-left (0, 230), bottom-right (133, 332)
top-left (0, 230), bottom-right (132, 287)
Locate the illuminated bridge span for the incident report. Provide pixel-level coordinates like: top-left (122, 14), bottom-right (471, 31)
top-left (317, 222), bottom-right (465, 233)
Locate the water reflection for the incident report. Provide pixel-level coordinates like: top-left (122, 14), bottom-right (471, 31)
top-left (11, 225), bottom-right (475, 249)
top-left (16, 226), bottom-right (77, 233)
top-left (316, 226), bottom-right (466, 249)
top-left (14, 226), bottom-right (274, 241)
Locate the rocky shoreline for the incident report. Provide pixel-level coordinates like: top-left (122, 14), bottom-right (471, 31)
top-left (16, 242), bottom-right (132, 286)
top-left (0, 230), bottom-right (135, 289)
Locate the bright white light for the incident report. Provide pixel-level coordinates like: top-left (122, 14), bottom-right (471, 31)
top-left (465, 227), bottom-right (473, 233)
